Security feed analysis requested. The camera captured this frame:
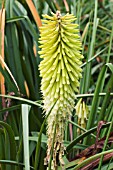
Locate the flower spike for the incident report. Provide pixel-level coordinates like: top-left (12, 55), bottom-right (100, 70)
top-left (39, 11), bottom-right (83, 169)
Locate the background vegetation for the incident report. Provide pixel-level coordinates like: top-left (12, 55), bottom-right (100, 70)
top-left (0, 0), bottom-right (113, 169)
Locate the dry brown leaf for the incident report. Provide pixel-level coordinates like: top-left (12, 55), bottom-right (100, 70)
top-left (26, 0), bottom-right (42, 28)
top-left (0, 6), bottom-right (6, 108)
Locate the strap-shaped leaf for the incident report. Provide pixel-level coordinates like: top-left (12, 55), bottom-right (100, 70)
top-left (106, 63), bottom-right (113, 73)
top-left (0, 121), bottom-right (16, 160)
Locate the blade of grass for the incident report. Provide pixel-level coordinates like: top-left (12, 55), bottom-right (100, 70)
top-left (98, 106), bottom-right (113, 170)
top-left (94, 162), bottom-right (113, 170)
top-left (15, 135), bottom-right (87, 150)
top-left (22, 30), bottom-right (39, 99)
top-left (0, 65), bottom-right (19, 93)
top-left (0, 121), bottom-right (17, 160)
top-left (84, 65), bottom-right (106, 144)
top-left (102, 101), bottom-right (113, 137)
top-left (81, 22), bottom-right (90, 42)
top-left (98, 75), bottom-right (113, 121)
top-left (22, 104), bottom-right (31, 170)
top-left (106, 63), bottom-right (113, 73)
top-left (0, 160), bottom-right (34, 169)
top-left (38, 148), bottom-right (46, 170)
top-left (0, 128), bottom-right (5, 170)
top-left (68, 120), bottom-right (96, 139)
top-left (16, 135), bottom-right (23, 170)
top-left (0, 121), bottom-right (17, 170)
top-left (83, 0), bottom-right (98, 93)
top-left (70, 149), bottom-right (113, 170)
top-left (44, 0), bottom-right (56, 12)
top-left (81, 47), bottom-right (108, 68)
top-left (4, 128), bottom-right (11, 170)
top-left (9, 21), bottom-right (25, 93)
top-left (66, 122), bottom-right (110, 152)
top-left (13, 1), bottom-right (38, 42)
top-left (76, 0), bottom-right (82, 26)
top-left (0, 94), bottom-right (43, 108)
top-left (5, 0), bottom-right (20, 93)
top-left (6, 16), bottom-right (26, 23)
top-left (8, 110), bottom-right (19, 136)
top-left (0, 55), bottom-right (20, 92)
top-left (0, 104), bottom-right (20, 114)
top-left (105, 23), bottom-right (113, 63)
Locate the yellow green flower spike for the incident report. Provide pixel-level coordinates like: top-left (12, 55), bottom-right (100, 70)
top-left (39, 11), bottom-right (83, 169)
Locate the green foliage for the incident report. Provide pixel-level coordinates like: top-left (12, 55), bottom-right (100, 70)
top-left (0, 0), bottom-right (113, 170)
